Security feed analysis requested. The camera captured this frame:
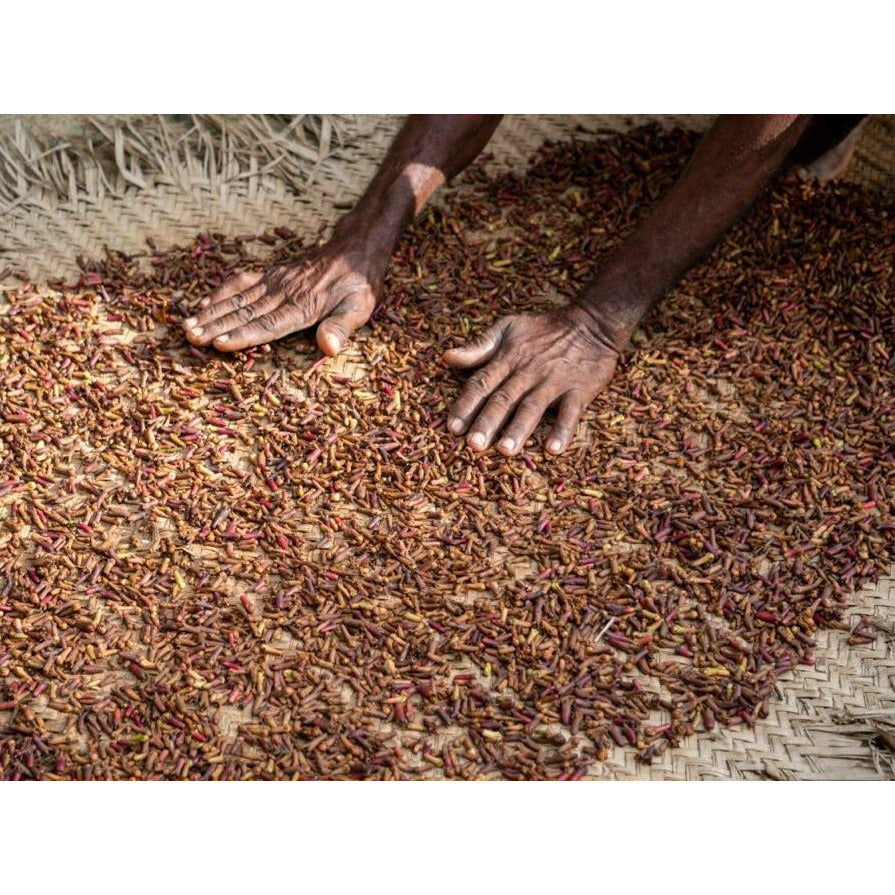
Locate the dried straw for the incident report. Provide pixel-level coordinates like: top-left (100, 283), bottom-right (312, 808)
top-left (0, 115), bottom-right (352, 211)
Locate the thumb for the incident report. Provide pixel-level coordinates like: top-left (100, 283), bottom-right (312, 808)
top-left (316, 291), bottom-right (374, 356)
top-left (442, 320), bottom-right (507, 369)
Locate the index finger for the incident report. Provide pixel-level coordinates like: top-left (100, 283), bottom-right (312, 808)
top-left (446, 357), bottom-right (513, 435)
top-left (199, 270), bottom-right (264, 310)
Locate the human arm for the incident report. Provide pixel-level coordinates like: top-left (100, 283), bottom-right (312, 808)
top-left (444, 114), bottom-right (812, 454)
top-left (183, 114), bottom-right (503, 353)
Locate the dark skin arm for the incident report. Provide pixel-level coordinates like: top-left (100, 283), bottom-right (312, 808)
top-left (183, 115), bottom-right (502, 354)
top-left (184, 114), bottom-right (815, 458)
top-left (444, 115), bottom-right (812, 455)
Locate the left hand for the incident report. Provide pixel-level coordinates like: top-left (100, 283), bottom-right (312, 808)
top-left (442, 307), bottom-right (619, 455)
top-left (182, 236), bottom-right (382, 355)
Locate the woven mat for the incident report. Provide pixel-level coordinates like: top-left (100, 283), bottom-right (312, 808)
top-left (1, 114), bottom-right (893, 779)
top-left (3, 115), bottom-right (892, 287)
top-left (601, 572), bottom-right (895, 779)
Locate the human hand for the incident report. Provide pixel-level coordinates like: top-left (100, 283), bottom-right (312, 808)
top-left (182, 240), bottom-right (381, 355)
top-left (442, 308), bottom-right (620, 455)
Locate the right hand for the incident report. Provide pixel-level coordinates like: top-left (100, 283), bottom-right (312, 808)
top-left (443, 306), bottom-right (620, 455)
top-left (182, 239), bottom-right (381, 355)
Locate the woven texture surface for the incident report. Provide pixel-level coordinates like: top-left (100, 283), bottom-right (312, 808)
top-left (1, 114), bottom-right (893, 779)
top-left (593, 571), bottom-right (895, 779)
top-left (3, 115), bottom-right (891, 286)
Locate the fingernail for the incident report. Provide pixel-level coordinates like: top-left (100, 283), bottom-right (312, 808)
top-left (200, 298), bottom-right (210, 307)
top-left (185, 317), bottom-right (198, 327)
top-left (320, 331), bottom-right (341, 355)
top-left (214, 334), bottom-right (229, 345)
top-left (469, 432), bottom-right (485, 449)
top-left (499, 437), bottom-right (515, 453)
top-left (448, 418), bottom-right (464, 434)
top-left (547, 438), bottom-right (562, 453)
top-left (191, 326), bottom-right (204, 336)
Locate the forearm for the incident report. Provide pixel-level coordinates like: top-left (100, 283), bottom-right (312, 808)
top-left (575, 114), bottom-right (811, 350)
top-left (334, 114), bottom-right (502, 261)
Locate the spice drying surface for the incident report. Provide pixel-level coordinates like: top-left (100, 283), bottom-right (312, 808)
top-left (1, 127), bottom-right (893, 780)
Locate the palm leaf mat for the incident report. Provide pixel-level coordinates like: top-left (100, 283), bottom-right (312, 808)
top-left (2, 115), bottom-right (892, 287)
top-left (1, 119), bottom-right (893, 780)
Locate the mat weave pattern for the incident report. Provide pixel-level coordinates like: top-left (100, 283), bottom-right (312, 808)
top-left (4, 115), bottom-right (891, 286)
top-left (1, 114), bottom-right (893, 779)
top-left (594, 572), bottom-right (895, 780)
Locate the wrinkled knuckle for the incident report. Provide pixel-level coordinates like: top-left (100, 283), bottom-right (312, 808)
top-left (517, 396), bottom-right (542, 418)
top-left (224, 295), bottom-right (245, 315)
top-left (452, 390), bottom-right (476, 413)
top-left (467, 371), bottom-right (492, 393)
top-left (490, 388), bottom-right (514, 407)
top-left (232, 283), bottom-right (253, 301)
top-left (234, 306), bottom-right (255, 325)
